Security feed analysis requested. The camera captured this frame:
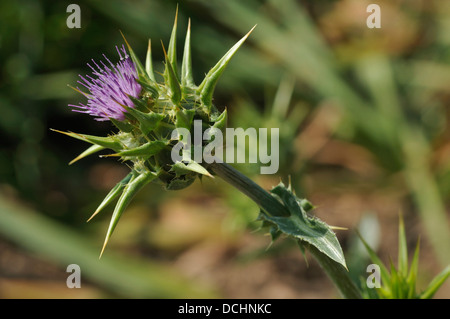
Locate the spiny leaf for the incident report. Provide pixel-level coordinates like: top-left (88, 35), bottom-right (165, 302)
top-left (123, 104), bottom-right (165, 135)
top-left (145, 39), bottom-right (156, 82)
top-left (272, 74), bottom-right (295, 119)
top-left (165, 6), bottom-right (179, 82)
top-left (110, 118), bottom-right (134, 133)
top-left (127, 95), bottom-right (148, 112)
top-left (260, 182), bottom-right (347, 269)
top-left (50, 129), bottom-right (122, 151)
top-left (197, 25), bottom-right (256, 109)
top-left (162, 41), bottom-right (182, 105)
top-left (113, 140), bottom-right (168, 158)
top-left (212, 108), bottom-right (227, 132)
top-left (69, 144), bottom-right (105, 165)
top-left (136, 79), bottom-right (159, 99)
top-left (269, 225), bottom-right (282, 243)
top-left (164, 175), bottom-right (196, 191)
top-left (181, 18), bottom-right (195, 90)
top-left (296, 240), bottom-right (309, 266)
top-left (298, 198), bottom-right (315, 213)
top-left (87, 172), bottom-right (133, 222)
top-left (100, 170), bottom-right (157, 257)
top-left (120, 30), bottom-right (157, 90)
top-left (175, 109), bottom-right (195, 130)
top-left (171, 160), bottom-right (213, 178)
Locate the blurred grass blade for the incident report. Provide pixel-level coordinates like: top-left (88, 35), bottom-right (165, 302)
top-left (402, 129), bottom-right (450, 267)
top-left (357, 230), bottom-right (391, 289)
top-left (0, 191), bottom-right (215, 298)
top-left (407, 239), bottom-right (420, 298)
top-left (389, 260), bottom-right (399, 298)
top-left (398, 215), bottom-right (408, 277)
top-left (271, 74), bottom-right (295, 119)
top-left (420, 265), bottom-right (450, 299)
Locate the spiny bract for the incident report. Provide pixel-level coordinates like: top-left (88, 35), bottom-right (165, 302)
top-left (54, 11), bottom-right (254, 256)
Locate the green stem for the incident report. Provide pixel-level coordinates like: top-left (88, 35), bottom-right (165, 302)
top-left (209, 162), bottom-right (289, 217)
top-left (307, 245), bottom-right (362, 299)
top-left (209, 162), bottom-right (362, 299)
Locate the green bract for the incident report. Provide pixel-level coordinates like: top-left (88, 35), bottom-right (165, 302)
top-left (57, 12), bottom-right (255, 256)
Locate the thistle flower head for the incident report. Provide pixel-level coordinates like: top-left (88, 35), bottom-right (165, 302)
top-left (70, 45), bottom-right (141, 121)
top-left (55, 11), bottom-right (254, 256)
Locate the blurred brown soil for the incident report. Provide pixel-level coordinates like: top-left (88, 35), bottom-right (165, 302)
top-left (0, 175), bottom-right (448, 299)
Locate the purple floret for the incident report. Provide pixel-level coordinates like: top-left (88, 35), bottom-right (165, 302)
top-left (70, 45), bottom-right (141, 121)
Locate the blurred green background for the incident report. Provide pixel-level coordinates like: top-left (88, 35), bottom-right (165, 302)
top-left (0, 0), bottom-right (449, 298)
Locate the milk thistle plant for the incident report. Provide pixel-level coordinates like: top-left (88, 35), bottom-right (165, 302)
top-left (54, 12), bottom-right (448, 299)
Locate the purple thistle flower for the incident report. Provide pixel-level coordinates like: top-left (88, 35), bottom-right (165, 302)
top-left (70, 45), bottom-right (141, 121)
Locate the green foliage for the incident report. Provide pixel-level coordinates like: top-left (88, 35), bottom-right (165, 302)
top-left (359, 217), bottom-right (450, 299)
top-left (258, 182), bottom-right (347, 269)
top-left (1, 0), bottom-right (450, 298)
top-left (100, 170), bottom-right (157, 257)
top-left (55, 11), bottom-right (254, 255)
top-left (196, 0), bottom-right (450, 268)
top-left (0, 192), bottom-right (215, 298)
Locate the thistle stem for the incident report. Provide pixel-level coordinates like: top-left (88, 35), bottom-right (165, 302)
top-left (208, 162), bottom-right (362, 299)
top-left (208, 162), bottom-right (289, 217)
top-left (307, 245), bottom-right (362, 299)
